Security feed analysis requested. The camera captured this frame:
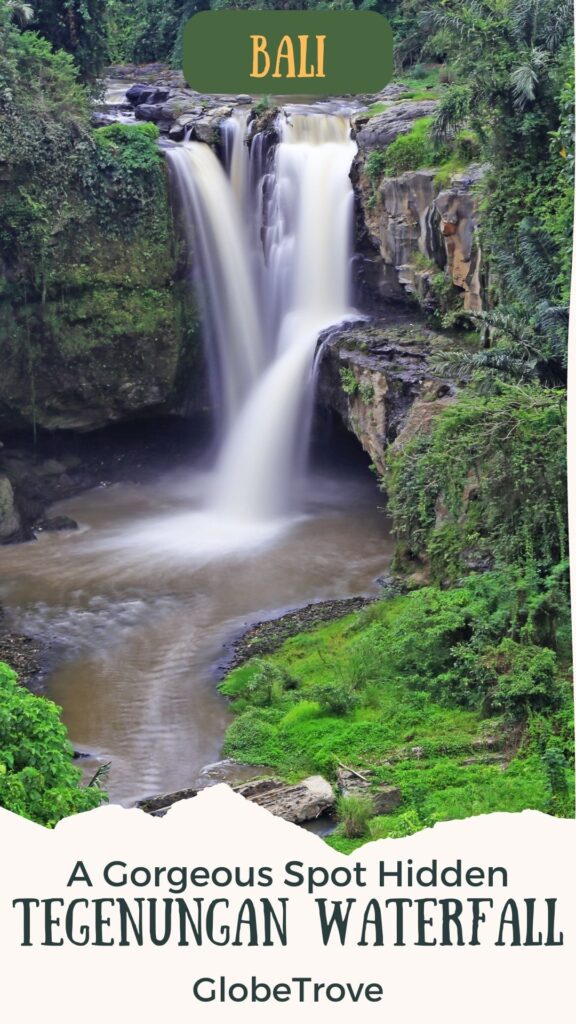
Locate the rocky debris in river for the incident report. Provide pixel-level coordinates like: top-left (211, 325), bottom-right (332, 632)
top-left (0, 626), bottom-right (43, 688)
top-left (122, 70), bottom-right (241, 141)
top-left (33, 514), bottom-right (79, 533)
top-left (137, 787), bottom-right (199, 816)
top-left (234, 776), bottom-right (335, 824)
top-left (126, 84), bottom-right (171, 106)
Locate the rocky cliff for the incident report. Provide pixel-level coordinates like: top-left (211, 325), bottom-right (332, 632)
top-left (317, 315), bottom-right (456, 475)
top-left (351, 95), bottom-right (485, 316)
top-left (0, 170), bottom-right (200, 434)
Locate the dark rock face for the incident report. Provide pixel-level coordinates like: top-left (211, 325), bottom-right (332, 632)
top-left (126, 84), bottom-right (171, 106)
top-left (316, 316), bottom-right (455, 472)
top-left (0, 416), bottom-right (211, 545)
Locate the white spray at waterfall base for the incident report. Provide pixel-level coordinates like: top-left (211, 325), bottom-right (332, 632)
top-left (166, 110), bottom-right (358, 544)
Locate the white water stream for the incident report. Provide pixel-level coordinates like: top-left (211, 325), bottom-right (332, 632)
top-left (168, 110), bottom-right (357, 524)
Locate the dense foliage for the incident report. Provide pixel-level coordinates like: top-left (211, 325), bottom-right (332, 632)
top-left (0, 4), bottom-right (190, 431)
top-left (387, 386), bottom-right (568, 579)
top-left (0, 7), bottom-right (167, 294)
top-left (29, 1), bottom-right (108, 80)
top-left (221, 571), bottom-right (574, 848)
top-left (0, 663), bottom-right (106, 825)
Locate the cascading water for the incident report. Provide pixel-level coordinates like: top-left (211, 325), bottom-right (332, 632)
top-left (168, 109), bottom-right (357, 526)
top-left (167, 141), bottom-right (264, 425)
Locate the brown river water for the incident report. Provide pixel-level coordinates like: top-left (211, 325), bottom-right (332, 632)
top-left (0, 458), bottom-right (392, 804)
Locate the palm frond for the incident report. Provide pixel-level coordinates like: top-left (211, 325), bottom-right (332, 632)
top-left (544, 1), bottom-right (574, 52)
top-left (510, 48), bottom-right (550, 109)
top-left (6, 1), bottom-right (34, 26)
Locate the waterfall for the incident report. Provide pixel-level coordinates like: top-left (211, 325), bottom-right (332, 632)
top-left (169, 109), bottom-right (357, 524)
top-left (167, 141), bottom-right (264, 425)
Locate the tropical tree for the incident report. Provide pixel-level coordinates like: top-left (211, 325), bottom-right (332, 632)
top-left (432, 213), bottom-right (570, 390)
top-left (5, 1), bottom-right (34, 25)
top-left (29, 0), bottom-right (108, 80)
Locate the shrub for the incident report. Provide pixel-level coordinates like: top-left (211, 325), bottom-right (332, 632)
top-left (382, 117), bottom-right (439, 175)
top-left (449, 638), bottom-right (561, 715)
top-left (339, 367), bottom-right (359, 395)
top-left (337, 794), bottom-right (373, 839)
top-left (222, 708), bottom-right (282, 764)
top-left (0, 663), bottom-right (106, 826)
top-left (245, 659), bottom-right (295, 707)
top-left (310, 681), bottom-right (359, 715)
top-left (365, 149), bottom-right (388, 187)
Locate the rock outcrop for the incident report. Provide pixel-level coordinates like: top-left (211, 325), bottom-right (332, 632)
top-left (317, 316), bottom-right (456, 473)
top-left (138, 775), bottom-right (336, 824)
top-left (0, 175), bottom-right (201, 435)
top-left (123, 73), bottom-right (247, 143)
top-left (352, 99), bottom-right (486, 314)
top-left (336, 767), bottom-right (402, 815)
top-left (235, 775), bottom-right (335, 824)
top-left (0, 475), bottom-right (20, 542)
top-left (354, 99), bottom-right (439, 152)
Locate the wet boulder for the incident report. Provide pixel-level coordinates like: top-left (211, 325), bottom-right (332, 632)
top-left (235, 775), bottom-right (335, 824)
top-left (34, 514), bottom-right (79, 533)
top-left (126, 84), bottom-right (171, 106)
top-left (0, 475), bottom-right (21, 542)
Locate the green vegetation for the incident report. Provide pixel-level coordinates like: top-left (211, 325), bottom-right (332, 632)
top-left (0, 0), bottom-right (572, 841)
top-left (339, 367), bottom-right (359, 396)
top-left (219, 0), bottom-right (575, 845)
top-left (28, 1), bottom-right (108, 81)
top-left (397, 63), bottom-right (441, 99)
top-left (360, 2), bottom-right (572, 374)
top-left (380, 116), bottom-right (437, 175)
top-left (387, 386), bottom-right (568, 579)
top-left (0, 663), bottom-right (107, 826)
top-left (366, 119), bottom-right (480, 185)
top-left (0, 6), bottom-right (194, 429)
top-left (337, 794), bottom-right (373, 839)
top-left (221, 570), bottom-right (573, 849)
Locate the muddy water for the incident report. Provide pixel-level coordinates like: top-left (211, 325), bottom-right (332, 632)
top-left (0, 461), bottom-right (392, 804)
